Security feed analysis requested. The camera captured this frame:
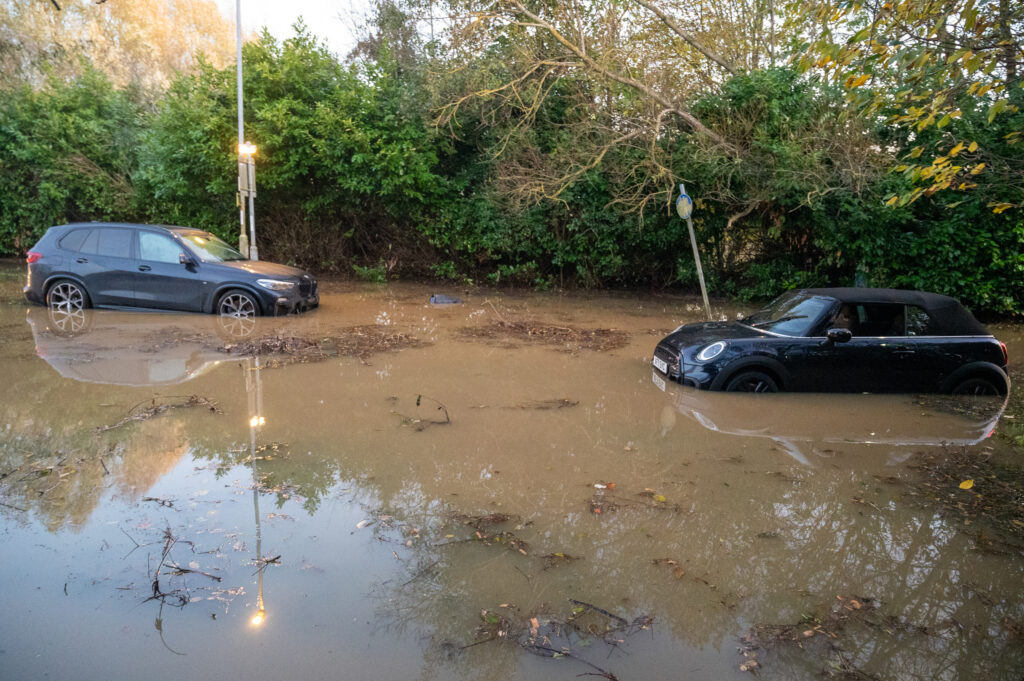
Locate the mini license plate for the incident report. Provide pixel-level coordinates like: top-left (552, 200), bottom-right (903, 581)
top-left (652, 356), bottom-right (668, 374)
top-left (651, 371), bottom-right (666, 392)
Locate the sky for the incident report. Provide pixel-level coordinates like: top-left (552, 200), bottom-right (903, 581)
top-left (212, 0), bottom-right (370, 58)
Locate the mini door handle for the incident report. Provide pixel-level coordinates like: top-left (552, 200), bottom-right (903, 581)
top-left (893, 348), bottom-right (915, 356)
top-left (76, 257), bottom-right (88, 263)
top-left (138, 265), bottom-right (151, 272)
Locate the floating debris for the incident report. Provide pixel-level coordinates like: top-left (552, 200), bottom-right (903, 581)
top-left (219, 326), bottom-right (428, 365)
top-left (456, 319), bottom-right (628, 352)
top-left (97, 395), bottom-right (221, 433)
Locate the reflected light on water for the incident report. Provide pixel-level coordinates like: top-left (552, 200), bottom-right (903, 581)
top-left (250, 609), bottom-right (266, 627)
top-left (249, 415), bottom-right (265, 428)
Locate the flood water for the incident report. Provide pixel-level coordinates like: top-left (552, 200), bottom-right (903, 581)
top-left (1, 261), bottom-right (1022, 681)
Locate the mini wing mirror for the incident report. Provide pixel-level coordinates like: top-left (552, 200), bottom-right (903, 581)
top-left (827, 328), bottom-right (853, 344)
top-left (179, 252), bottom-right (192, 265)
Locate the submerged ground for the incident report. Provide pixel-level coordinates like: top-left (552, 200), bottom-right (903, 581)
top-left (1, 260), bottom-right (1022, 681)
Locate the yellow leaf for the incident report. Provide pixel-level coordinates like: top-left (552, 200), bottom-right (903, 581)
top-left (949, 142), bottom-right (965, 156)
top-left (959, 480), bottom-right (974, 490)
top-left (845, 74), bottom-right (870, 89)
top-left (968, 141), bottom-right (979, 152)
top-left (909, 146), bottom-right (924, 158)
top-left (653, 494), bottom-right (667, 503)
top-left (971, 163), bottom-right (985, 174)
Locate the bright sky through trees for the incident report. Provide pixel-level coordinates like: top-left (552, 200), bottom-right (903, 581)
top-left (211, 0), bottom-right (368, 57)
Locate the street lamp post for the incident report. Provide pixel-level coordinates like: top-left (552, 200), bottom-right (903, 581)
top-left (235, 0), bottom-right (258, 261)
top-left (235, 0), bottom-right (247, 258)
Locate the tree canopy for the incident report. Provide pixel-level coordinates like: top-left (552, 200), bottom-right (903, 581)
top-left (0, 0), bottom-right (1020, 313)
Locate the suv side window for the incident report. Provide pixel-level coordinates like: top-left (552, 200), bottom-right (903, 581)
top-left (905, 305), bottom-right (933, 336)
top-left (139, 232), bottom-right (182, 264)
top-left (95, 228), bottom-right (133, 259)
top-left (58, 229), bottom-right (90, 252)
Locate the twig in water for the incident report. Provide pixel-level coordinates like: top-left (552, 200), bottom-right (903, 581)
top-left (417, 394), bottom-right (451, 424)
top-left (485, 299), bottom-right (507, 324)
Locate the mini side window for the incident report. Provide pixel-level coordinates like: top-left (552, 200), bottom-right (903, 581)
top-left (905, 306), bottom-right (933, 336)
top-left (58, 229), bottom-right (90, 252)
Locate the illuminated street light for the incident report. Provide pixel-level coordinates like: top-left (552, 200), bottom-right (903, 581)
top-left (238, 141), bottom-right (259, 261)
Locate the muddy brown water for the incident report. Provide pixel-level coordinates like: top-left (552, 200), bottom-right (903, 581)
top-left (1, 262), bottom-right (1022, 681)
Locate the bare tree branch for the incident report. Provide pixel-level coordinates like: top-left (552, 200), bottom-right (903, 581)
top-left (506, 0), bottom-right (731, 148)
top-left (632, 0), bottom-right (736, 74)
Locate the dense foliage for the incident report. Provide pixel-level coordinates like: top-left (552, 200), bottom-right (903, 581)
top-left (0, 3), bottom-right (1020, 314)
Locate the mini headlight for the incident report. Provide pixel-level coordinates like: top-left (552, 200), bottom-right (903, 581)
top-left (696, 341), bottom-right (726, 362)
top-left (256, 278), bottom-right (295, 291)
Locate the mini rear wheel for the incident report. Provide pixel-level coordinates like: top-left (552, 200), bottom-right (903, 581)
top-left (950, 376), bottom-right (1003, 396)
top-left (725, 370), bottom-right (779, 393)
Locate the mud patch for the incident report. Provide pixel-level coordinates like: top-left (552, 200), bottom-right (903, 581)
top-left (456, 319), bottom-right (628, 352)
top-left (218, 325), bottom-right (428, 365)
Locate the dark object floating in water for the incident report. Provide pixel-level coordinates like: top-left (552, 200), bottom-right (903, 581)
top-left (430, 294), bottom-right (463, 305)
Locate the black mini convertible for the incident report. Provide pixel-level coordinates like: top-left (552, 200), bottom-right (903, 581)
top-left (651, 288), bottom-right (1010, 395)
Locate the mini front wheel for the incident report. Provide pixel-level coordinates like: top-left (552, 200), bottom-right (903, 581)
top-left (725, 371), bottom-right (779, 393)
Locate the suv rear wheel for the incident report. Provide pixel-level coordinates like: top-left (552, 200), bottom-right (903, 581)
top-left (46, 279), bottom-right (90, 313)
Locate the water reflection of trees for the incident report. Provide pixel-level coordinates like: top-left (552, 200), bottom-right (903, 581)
top-left (4, 331), bottom-right (1023, 679)
top-left (359, 469), bottom-right (1024, 681)
top-left (5, 414), bottom-right (1022, 679)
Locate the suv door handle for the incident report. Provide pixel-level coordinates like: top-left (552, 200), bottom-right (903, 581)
top-left (138, 265), bottom-right (151, 272)
top-left (893, 346), bottom-right (915, 356)
top-left (76, 257), bottom-right (88, 263)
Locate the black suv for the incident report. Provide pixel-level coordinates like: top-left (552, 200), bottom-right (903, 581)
top-left (652, 288), bottom-right (1010, 395)
top-left (24, 223), bottom-right (318, 318)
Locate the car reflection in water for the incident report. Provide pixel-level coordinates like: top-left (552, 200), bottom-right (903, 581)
top-left (26, 306), bottom-right (239, 387)
top-left (27, 305), bottom-right (274, 631)
top-left (652, 371), bottom-right (1006, 466)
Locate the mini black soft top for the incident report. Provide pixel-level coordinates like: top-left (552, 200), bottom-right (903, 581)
top-left (801, 287), bottom-right (989, 336)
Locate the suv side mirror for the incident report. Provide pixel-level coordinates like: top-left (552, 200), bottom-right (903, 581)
top-left (827, 328), bottom-right (853, 344)
top-left (179, 252), bottom-right (192, 266)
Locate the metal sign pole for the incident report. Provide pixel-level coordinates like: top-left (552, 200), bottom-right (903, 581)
top-left (677, 184), bottom-right (711, 320)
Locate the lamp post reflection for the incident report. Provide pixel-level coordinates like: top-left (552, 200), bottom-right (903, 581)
top-left (246, 354), bottom-right (267, 628)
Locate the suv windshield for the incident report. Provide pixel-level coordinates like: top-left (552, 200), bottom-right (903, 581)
top-left (741, 292), bottom-right (835, 337)
top-left (178, 232), bottom-right (246, 262)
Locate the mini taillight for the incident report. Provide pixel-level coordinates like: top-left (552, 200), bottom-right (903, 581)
top-left (26, 251), bottom-right (42, 264)
top-left (999, 341), bottom-right (1008, 365)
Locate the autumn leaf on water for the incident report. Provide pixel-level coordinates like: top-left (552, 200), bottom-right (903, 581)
top-left (959, 479), bottom-right (974, 490)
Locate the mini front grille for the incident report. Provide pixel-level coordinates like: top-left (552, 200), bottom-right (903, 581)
top-left (654, 343), bottom-right (681, 376)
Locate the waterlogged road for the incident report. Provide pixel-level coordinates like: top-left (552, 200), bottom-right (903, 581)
top-left (1, 262), bottom-right (1022, 681)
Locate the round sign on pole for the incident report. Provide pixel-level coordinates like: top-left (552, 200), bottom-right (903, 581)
top-left (676, 190), bottom-right (693, 220)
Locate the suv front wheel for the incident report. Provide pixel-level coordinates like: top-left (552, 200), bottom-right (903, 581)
top-left (217, 289), bottom-right (260, 319)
